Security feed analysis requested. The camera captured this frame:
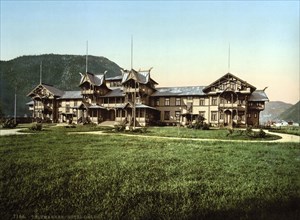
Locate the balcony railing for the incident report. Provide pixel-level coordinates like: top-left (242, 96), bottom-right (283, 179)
top-left (81, 90), bottom-right (94, 95)
top-left (248, 105), bottom-right (265, 110)
top-left (219, 103), bottom-right (239, 108)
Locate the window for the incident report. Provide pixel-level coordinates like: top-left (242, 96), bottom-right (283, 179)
top-left (187, 96), bottom-right (193, 101)
top-left (74, 100), bottom-right (78, 107)
top-left (66, 103), bottom-right (70, 113)
top-left (155, 98), bottom-right (160, 106)
top-left (211, 111), bottom-right (218, 121)
top-left (199, 111), bottom-right (205, 118)
top-left (220, 113), bottom-right (224, 120)
top-left (212, 98), bottom-right (217, 105)
top-left (200, 99), bottom-right (205, 106)
top-left (254, 113), bottom-right (257, 118)
top-left (164, 111), bottom-right (170, 120)
top-left (220, 98), bottom-right (224, 104)
top-left (164, 98), bottom-right (170, 106)
top-left (175, 111), bottom-right (181, 120)
top-left (248, 114), bottom-right (251, 118)
top-left (175, 98), bottom-right (181, 106)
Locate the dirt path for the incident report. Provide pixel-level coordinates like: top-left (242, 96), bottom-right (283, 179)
top-left (0, 129), bottom-right (27, 136)
top-left (1, 128), bottom-right (298, 143)
top-left (71, 130), bottom-right (300, 143)
top-left (264, 130), bottom-right (300, 143)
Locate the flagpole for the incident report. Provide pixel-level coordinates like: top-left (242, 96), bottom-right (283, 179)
top-left (86, 41), bottom-right (88, 73)
top-left (40, 61), bottom-right (42, 84)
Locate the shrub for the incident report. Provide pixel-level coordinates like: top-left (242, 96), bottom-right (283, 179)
top-left (245, 127), bottom-right (266, 138)
top-left (130, 127), bottom-right (148, 133)
top-left (65, 124), bottom-right (76, 128)
top-left (226, 128), bottom-right (234, 136)
top-left (2, 118), bottom-right (17, 129)
top-left (29, 123), bottom-right (43, 131)
top-left (114, 120), bottom-right (127, 132)
top-left (188, 115), bottom-right (209, 130)
top-left (256, 129), bottom-right (266, 138)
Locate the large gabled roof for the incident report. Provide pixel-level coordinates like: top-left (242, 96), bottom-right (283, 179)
top-left (121, 69), bottom-right (158, 85)
top-left (27, 83), bottom-right (64, 97)
top-left (102, 88), bottom-right (125, 97)
top-left (79, 72), bottom-right (105, 86)
top-left (152, 86), bottom-right (205, 97)
top-left (203, 72), bottom-right (256, 93)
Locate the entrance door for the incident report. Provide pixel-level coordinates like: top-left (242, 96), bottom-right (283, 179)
top-left (109, 110), bottom-right (115, 121)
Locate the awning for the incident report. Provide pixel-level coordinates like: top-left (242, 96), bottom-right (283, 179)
top-left (115, 103), bottom-right (158, 111)
top-left (89, 105), bottom-right (106, 109)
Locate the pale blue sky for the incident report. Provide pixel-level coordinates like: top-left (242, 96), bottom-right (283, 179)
top-left (1, 1), bottom-right (299, 103)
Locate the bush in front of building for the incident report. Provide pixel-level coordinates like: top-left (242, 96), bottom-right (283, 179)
top-left (2, 118), bottom-right (18, 129)
top-left (29, 122), bottom-right (43, 131)
top-left (188, 115), bottom-right (210, 130)
top-left (114, 120), bottom-right (126, 132)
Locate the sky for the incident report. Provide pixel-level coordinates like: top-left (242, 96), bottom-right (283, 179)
top-left (1, 0), bottom-right (299, 104)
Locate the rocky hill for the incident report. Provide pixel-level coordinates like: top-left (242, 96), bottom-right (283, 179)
top-left (0, 54), bottom-right (122, 116)
top-left (278, 101), bottom-right (300, 123)
top-left (260, 101), bottom-right (293, 124)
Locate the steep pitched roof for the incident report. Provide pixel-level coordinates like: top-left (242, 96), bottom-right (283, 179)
top-left (248, 90), bottom-right (269, 101)
top-left (80, 72), bottom-right (105, 86)
top-left (203, 72), bottom-right (256, 93)
top-left (102, 88), bottom-right (125, 97)
top-left (27, 83), bottom-right (64, 97)
top-left (151, 86), bottom-right (205, 97)
top-left (41, 84), bottom-right (64, 96)
top-left (121, 69), bottom-right (158, 85)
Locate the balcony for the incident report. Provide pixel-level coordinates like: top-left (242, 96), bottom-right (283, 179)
top-left (219, 103), bottom-right (239, 108)
top-left (239, 88), bottom-right (251, 94)
top-left (248, 105), bottom-right (265, 110)
top-left (219, 103), bottom-right (246, 110)
top-left (124, 88), bottom-right (140, 93)
top-left (81, 90), bottom-right (94, 95)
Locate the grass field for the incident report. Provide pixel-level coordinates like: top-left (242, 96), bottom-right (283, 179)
top-left (146, 127), bottom-right (281, 140)
top-left (0, 126), bottom-right (299, 219)
top-left (268, 127), bottom-right (300, 136)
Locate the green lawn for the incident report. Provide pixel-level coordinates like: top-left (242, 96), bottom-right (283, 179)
top-left (0, 127), bottom-right (299, 219)
top-left (269, 127), bottom-right (300, 136)
top-left (145, 126), bottom-right (281, 140)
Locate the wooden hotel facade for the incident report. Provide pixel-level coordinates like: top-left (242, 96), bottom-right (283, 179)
top-left (27, 70), bottom-right (268, 127)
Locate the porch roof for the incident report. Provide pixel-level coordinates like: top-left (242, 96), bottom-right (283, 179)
top-left (115, 103), bottom-right (158, 110)
top-left (249, 90), bottom-right (269, 101)
top-left (102, 88), bottom-right (125, 97)
top-left (89, 104), bottom-right (106, 109)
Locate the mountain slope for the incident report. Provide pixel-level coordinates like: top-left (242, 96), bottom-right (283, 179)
top-left (0, 54), bottom-right (123, 116)
top-left (260, 101), bottom-right (293, 123)
top-left (278, 101), bottom-right (300, 123)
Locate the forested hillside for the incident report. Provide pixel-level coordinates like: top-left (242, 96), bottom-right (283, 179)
top-left (278, 101), bottom-right (300, 123)
top-left (0, 54), bottom-right (122, 116)
top-left (260, 101), bottom-right (293, 123)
